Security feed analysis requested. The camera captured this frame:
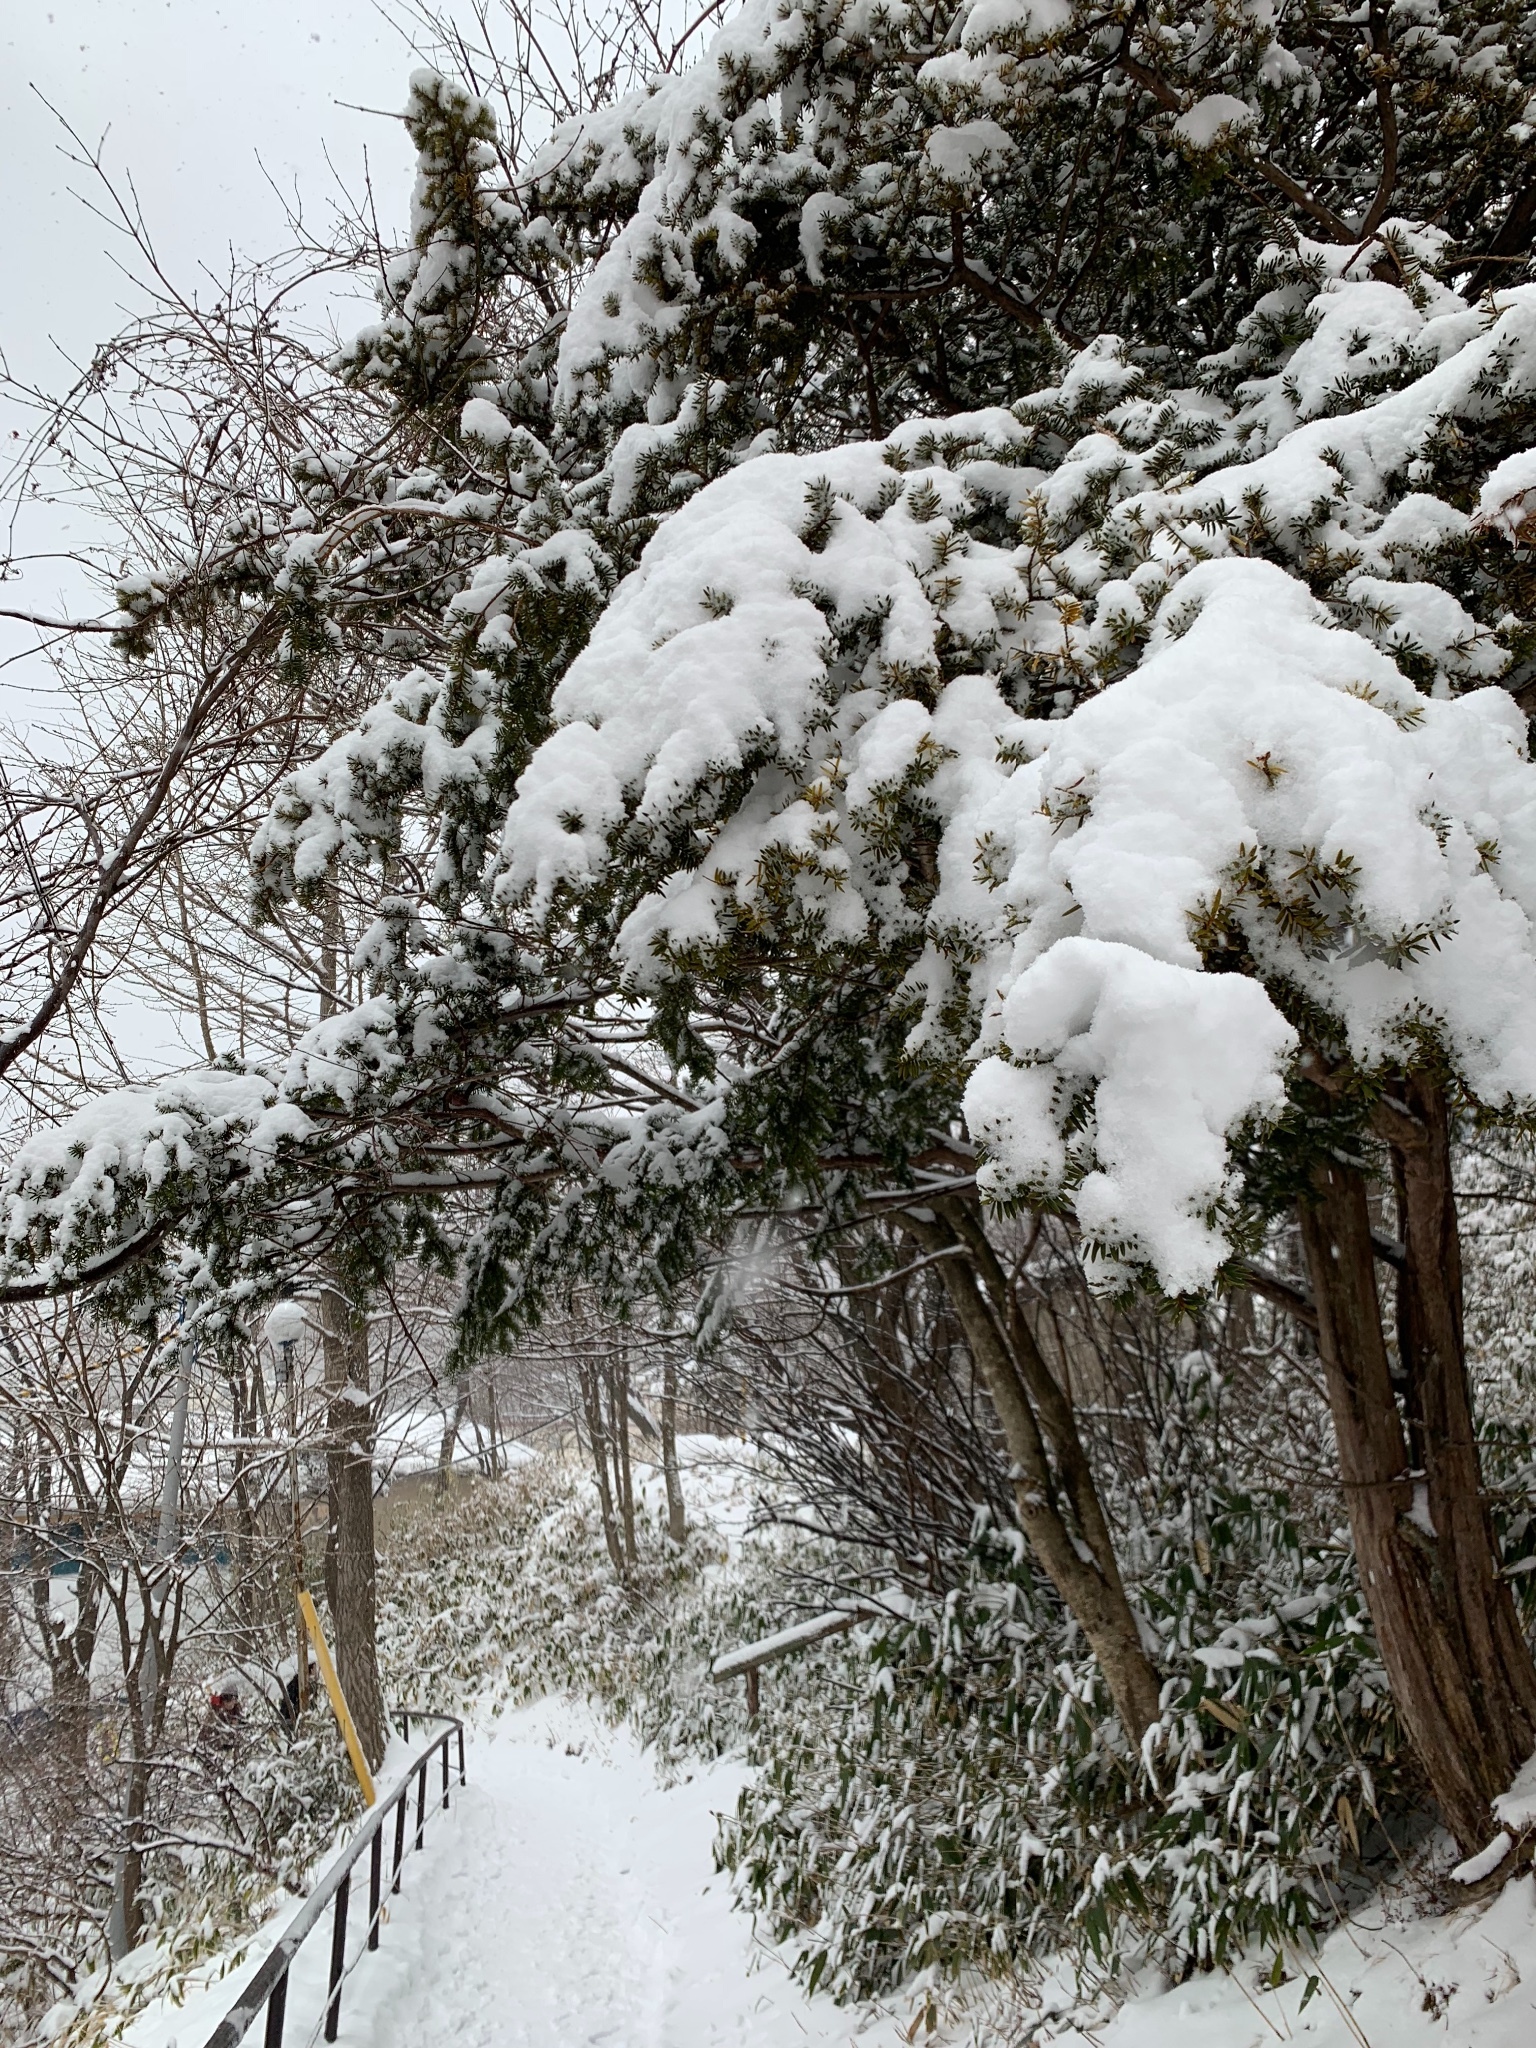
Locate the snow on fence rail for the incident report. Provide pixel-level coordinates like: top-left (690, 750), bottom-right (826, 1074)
top-left (203, 1708), bottom-right (465, 2048)
top-left (710, 1596), bottom-right (905, 1715)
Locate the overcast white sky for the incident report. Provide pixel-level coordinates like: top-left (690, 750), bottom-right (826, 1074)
top-left (1, 2), bottom-right (427, 668)
top-left (3, 2), bottom-right (421, 387)
top-left (0, 3), bottom-right (433, 1065)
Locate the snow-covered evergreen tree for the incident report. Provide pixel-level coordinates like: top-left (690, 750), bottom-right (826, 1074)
top-left (10, 0), bottom-right (1536, 1875)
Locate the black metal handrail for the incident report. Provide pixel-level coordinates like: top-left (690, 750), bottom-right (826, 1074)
top-left (204, 1708), bottom-right (466, 2048)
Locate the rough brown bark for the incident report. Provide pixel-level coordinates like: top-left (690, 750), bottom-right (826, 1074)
top-left (1382, 1081), bottom-right (1536, 1808)
top-left (318, 1274), bottom-right (386, 1772)
top-left (902, 1204), bottom-right (1162, 1742)
top-left (1299, 1144), bottom-right (1536, 1854)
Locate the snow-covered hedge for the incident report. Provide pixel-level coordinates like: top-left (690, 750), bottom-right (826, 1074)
top-left (369, 1440), bottom-right (1469, 2003)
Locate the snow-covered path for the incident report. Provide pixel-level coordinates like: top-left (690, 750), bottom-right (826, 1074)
top-left (131, 1700), bottom-right (904, 2048)
top-left (331, 1701), bottom-right (895, 2048)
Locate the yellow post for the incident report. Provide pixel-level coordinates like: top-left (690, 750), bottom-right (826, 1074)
top-left (298, 1590), bottom-right (377, 1805)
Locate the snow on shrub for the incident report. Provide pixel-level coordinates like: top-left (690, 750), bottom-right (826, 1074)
top-left (721, 1499), bottom-right (1410, 2002)
top-left (479, 304), bottom-right (1536, 1287)
top-left (29, 86), bottom-right (1536, 1331)
top-left (371, 1436), bottom-right (1453, 2007)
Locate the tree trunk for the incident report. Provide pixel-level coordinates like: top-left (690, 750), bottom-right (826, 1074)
top-left (613, 1349), bottom-right (637, 1568)
top-left (902, 1203), bottom-right (1163, 1744)
top-left (469, 1373), bottom-right (493, 1477)
top-left (50, 1559), bottom-right (100, 1772)
top-left (1384, 1083), bottom-right (1536, 1800)
top-left (108, 1572), bottom-right (182, 1961)
top-left (661, 1352), bottom-right (686, 1546)
top-left (319, 1274), bottom-right (386, 1772)
top-left (228, 1361), bottom-right (259, 1647)
top-left (1299, 1142), bottom-right (1536, 1854)
top-left (110, 1753), bottom-right (150, 1956)
top-left (437, 1386), bottom-right (469, 1495)
top-left (486, 1375), bottom-right (503, 1477)
top-left (576, 1355), bottom-right (626, 1573)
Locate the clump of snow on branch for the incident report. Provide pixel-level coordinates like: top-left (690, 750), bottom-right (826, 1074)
top-left (948, 558), bottom-right (1536, 1283)
top-left (495, 419), bottom-right (1035, 944)
top-left (261, 1298), bottom-right (310, 1349)
top-left (0, 1072), bottom-right (303, 1289)
top-left (1171, 93), bottom-right (1257, 151)
top-left (965, 940), bottom-right (1295, 1293)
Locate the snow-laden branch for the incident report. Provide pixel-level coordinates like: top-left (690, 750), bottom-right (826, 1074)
top-left (466, 271), bottom-right (1536, 1293)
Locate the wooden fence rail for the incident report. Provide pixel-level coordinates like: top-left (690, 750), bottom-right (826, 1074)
top-left (710, 1601), bottom-right (891, 1717)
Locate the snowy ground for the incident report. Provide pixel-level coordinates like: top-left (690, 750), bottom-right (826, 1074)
top-left (103, 1688), bottom-right (1536, 2048)
top-left (1070, 1877), bottom-right (1536, 2048)
top-left (86, 1434), bottom-right (1536, 2048)
top-left (120, 1696), bottom-right (909, 2048)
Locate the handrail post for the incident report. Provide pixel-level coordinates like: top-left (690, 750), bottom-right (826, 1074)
top-left (197, 1713), bottom-right (466, 2048)
top-left (324, 1873), bottom-right (350, 2042)
top-left (368, 1827), bottom-right (383, 1952)
top-left (263, 1971), bottom-right (288, 2048)
top-left (392, 1782), bottom-right (407, 1894)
